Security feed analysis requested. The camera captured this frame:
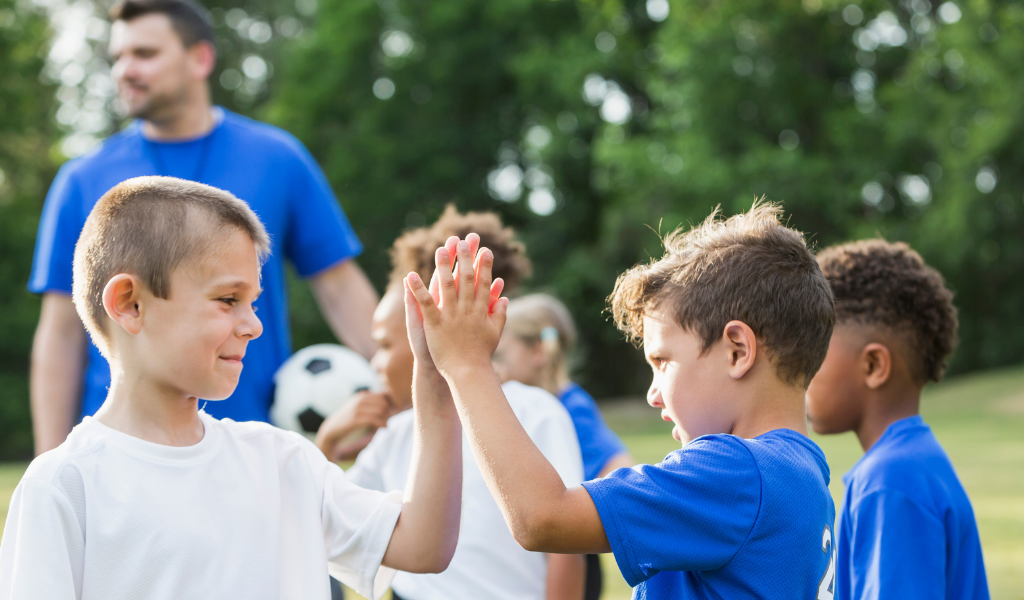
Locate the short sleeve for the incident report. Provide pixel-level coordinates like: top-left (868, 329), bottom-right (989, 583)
top-left (581, 436), bottom-right (761, 586)
top-left (0, 479), bottom-right (84, 600)
top-left (843, 490), bottom-right (946, 600)
top-left (282, 140), bottom-right (363, 277)
top-left (28, 165), bottom-right (87, 294)
top-left (301, 442), bottom-right (402, 600)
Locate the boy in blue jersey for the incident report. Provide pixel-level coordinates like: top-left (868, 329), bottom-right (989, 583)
top-left (404, 202), bottom-right (840, 599)
top-left (806, 240), bottom-right (989, 600)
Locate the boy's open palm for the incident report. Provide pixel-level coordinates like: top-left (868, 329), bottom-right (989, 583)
top-left (406, 238), bottom-right (507, 379)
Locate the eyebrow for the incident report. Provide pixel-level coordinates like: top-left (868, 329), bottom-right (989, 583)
top-left (212, 281), bottom-right (262, 296)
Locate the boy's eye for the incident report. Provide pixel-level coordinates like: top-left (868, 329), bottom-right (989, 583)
top-left (219, 297), bottom-right (237, 306)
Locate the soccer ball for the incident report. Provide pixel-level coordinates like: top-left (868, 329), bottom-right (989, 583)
top-left (271, 344), bottom-right (380, 440)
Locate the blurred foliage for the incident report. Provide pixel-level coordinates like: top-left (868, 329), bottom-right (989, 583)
top-left (268, 0), bottom-right (1024, 395)
top-left (1, 0), bottom-right (1022, 457)
top-left (0, 0), bottom-right (59, 459)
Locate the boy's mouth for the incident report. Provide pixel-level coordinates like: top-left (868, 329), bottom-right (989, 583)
top-left (219, 354), bottom-right (244, 364)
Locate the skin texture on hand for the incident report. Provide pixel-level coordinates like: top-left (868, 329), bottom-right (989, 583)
top-left (406, 237), bottom-right (611, 555)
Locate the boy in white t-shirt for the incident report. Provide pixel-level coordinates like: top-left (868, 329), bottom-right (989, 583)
top-left (0, 177), bottom-right (465, 600)
top-left (315, 207), bottom-right (586, 600)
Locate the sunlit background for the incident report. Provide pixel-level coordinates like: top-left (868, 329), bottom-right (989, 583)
top-left (0, 0), bottom-right (1022, 594)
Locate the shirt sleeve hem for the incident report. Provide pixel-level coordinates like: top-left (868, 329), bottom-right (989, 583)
top-left (581, 479), bottom-right (645, 587)
top-left (327, 489), bottom-right (403, 600)
top-left (294, 241), bottom-right (364, 279)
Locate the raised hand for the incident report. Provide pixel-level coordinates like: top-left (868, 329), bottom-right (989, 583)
top-left (407, 237), bottom-right (507, 379)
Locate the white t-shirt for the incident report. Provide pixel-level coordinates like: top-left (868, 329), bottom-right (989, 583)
top-left (347, 381), bottom-right (584, 600)
top-left (0, 411), bottom-right (402, 600)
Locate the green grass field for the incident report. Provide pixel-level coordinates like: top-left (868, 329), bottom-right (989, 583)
top-left (2, 365), bottom-right (1022, 598)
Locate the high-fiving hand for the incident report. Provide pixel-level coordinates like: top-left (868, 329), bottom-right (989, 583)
top-left (404, 234), bottom-right (507, 379)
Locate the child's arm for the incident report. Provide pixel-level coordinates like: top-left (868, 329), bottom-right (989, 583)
top-left (546, 553), bottom-right (585, 600)
top-left (377, 280), bottom-right (463, 573)
top-left (408, 240), bottom-right (610, 554)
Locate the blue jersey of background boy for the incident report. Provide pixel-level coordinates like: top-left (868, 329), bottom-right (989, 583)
top-left (582, 429), bottom-right (836, 599)
top-left (28, 109), bottom-right (362, 423)
top-left (836, 415), bottom-right (989, 600)
top-left (558, 383), bottom-right (628, 480)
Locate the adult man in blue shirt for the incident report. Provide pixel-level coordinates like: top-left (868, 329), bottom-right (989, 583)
top-left (29, 0), bottom-right (378, 455)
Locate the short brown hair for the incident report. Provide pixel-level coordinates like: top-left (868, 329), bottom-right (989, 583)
top-left (609, 201), bottom-right (835, 387)
top-left (72, 176), bottom-right (270, 358)
top-left (389, 205), bottom-right (532, 293)
top-left (816, 239), bottom-right (958, 383)
top-left (110, 0), bottom-right (215, 48)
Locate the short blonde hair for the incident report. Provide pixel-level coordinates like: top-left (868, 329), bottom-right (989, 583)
top-left (72, 176), bottom-right (270, 358)
top-left (609, 201), bottom-right (835, 387)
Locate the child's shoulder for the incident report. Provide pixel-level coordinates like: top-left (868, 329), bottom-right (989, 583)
top-left (21, 419), bottom-right (111, 486)
top-left (848, 417), bottom-right (960, 502)
top-left (211, 413), bottom-right (321, 454)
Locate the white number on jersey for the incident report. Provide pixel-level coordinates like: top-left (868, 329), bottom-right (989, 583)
top-left (816, 526), bottom-right (836, 600)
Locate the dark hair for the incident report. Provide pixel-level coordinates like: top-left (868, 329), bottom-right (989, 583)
top-left (816, 239), bottom-right (958, 383)
top-left (609, 201), bottom-right (836, 388)
top-left (73, 176), bottom-right (269, 359)
top-left (389, 204), bottom-right (532, 293)
top-left (110, 0), bottom-right (215, 48)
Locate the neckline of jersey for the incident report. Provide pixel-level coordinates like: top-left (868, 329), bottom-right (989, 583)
top-left (79, 410), bottom-right (221, 465)
top-left (843, 414), bottom-right (927, 483)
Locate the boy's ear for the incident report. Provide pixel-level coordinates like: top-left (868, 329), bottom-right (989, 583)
top-left (861, 343), bottom-right (892, 390)
top-left (103, 274), bottom-right (144, 336)
top-left (722, 320), bottom-right (757, 380)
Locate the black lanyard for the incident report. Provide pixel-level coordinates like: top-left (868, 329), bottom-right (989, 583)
top-left (142, 125), bottom-right (216, 183)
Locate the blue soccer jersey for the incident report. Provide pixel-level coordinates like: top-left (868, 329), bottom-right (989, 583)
top-left (29, 108), bottom-right (363, 423)
top-left (836, 416), bottom-right (989, 600)
top-left (582, 429), bottom-right (836, 599)
top-left (558, 383), bottom-right (628, 480)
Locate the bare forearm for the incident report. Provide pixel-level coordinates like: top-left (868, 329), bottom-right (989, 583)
top-left (311, 260), bottom-right (379, 359)
top-left (546, 553), bottom-right (585, 600)
top-left (445, 365), bottom-right (584, 550)
top-left (383, 365), bottom-right (462, 572)
top-left (30, 297), bottom-right (86, 455)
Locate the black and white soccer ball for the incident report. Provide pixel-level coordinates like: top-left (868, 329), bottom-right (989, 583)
top-left (271, 344), bottom-right (380, 440)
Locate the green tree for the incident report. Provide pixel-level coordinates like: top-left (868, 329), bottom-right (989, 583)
top-left (594, 0), bottom-right (1024, 380)
top-left (0, 0), bottom-right (59, 458)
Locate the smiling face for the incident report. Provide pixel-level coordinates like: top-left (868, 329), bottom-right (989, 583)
top-left (131, 228), bottom-right (263, 401)
top-left (109, 13), bottom-right (210, 121)
top-left (642, 311), bottom-right (738, 444)
top-left (368, 288), bottom-right (415, 412)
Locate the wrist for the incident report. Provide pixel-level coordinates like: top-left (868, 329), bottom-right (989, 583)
top-left (441, 359), bottom-right (499, 388)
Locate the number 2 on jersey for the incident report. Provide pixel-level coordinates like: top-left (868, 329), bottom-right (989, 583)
top-left (817, 526), bottom-right (836, 600)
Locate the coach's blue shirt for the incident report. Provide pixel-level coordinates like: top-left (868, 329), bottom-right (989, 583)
top-left (582, 429), bottom-right (836, 599)
top-left (29, 109), bottom-right (362, 423)
top-left (836, 416), bottom-right (989, 600)
top-left (558, 383), bottom-right (628, 480)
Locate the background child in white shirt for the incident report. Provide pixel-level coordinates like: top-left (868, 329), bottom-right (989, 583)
top-left (316, 207), bottom-right (586, 600)
top-left (0, 176), bottom-right (464, 600)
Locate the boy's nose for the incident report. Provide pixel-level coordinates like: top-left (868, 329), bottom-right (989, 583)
top-left (238, 307), bottom-right (263, 340)
top-left (647, 384), bottom-right (664, 408)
